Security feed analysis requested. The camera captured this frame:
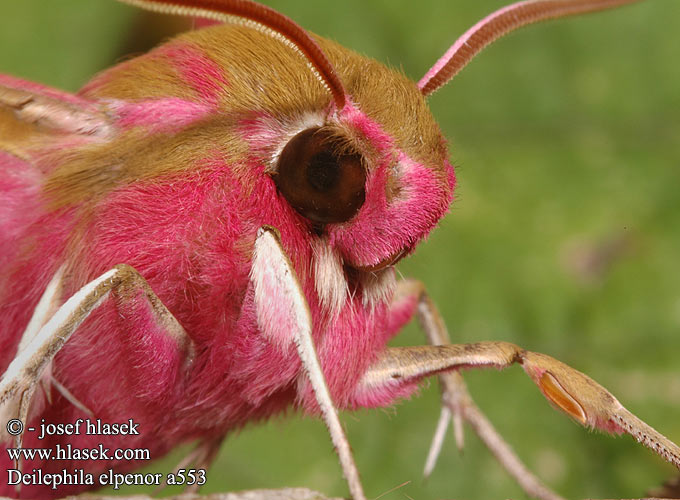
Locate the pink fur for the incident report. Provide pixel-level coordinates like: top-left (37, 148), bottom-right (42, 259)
top-left (159, 43), bottom-right (229, 105)
top-left (341, 102), bottom-right (396, 156)
top-left (330, 151), bottom-right (455, 268)
top-left (352, 380), bottom-right (422, 409)
top-left (0, 153), bottom-right (42, 268)
top-left (0, 34), bottom-right (454, 500)
top-left (384, 290), bottom-right (420, 343)
top-left (111, 97), bottom-right (214, 133)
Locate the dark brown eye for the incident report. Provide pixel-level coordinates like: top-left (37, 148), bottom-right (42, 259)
top-left (273, 127), bottom-right (365, 224)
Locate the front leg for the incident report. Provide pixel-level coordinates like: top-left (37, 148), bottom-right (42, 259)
top-left (357, 280), bottom-right (680, 499)
top-left (392, 280), bottom-right (562, 500)
top-left (0, 264), bottom-right (194, 450)
top-left (358, 324), bottom-right (680, 472)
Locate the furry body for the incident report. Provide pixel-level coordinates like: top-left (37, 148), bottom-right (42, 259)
top-left (0, 24), bottom-right (454, 498)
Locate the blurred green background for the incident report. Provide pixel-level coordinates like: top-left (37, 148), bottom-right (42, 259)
top-left (1, 1), bottom-right (679, 498)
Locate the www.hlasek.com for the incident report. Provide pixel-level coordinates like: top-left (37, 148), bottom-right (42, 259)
top-left (4, 417), bottom-right (206, 491)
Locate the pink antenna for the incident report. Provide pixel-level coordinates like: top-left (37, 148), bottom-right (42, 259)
top-left (119, 0), bottom-right (348, 109)
top-left (419, 0), bottom-right (641, 96)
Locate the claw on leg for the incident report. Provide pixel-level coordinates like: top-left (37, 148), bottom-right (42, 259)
top-left (423, 405), bottom-right (452, 478)
top-left (422, 373), bottom-right (466, 478)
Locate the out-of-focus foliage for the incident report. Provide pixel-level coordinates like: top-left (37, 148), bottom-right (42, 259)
top-left (1, 1), bottom-right (678, 498)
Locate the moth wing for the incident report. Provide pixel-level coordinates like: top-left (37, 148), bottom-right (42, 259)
top-left (0, 74), bottom-right (114, 161)
top-left (0, 75), bottom-right (115, 260)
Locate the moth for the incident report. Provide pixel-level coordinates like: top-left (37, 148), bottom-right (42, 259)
top-left (3, 0), bottom-right (680, 500)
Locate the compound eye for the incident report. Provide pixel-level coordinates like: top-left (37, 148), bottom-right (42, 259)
top-left (274, 127), bottom-right (365, 224)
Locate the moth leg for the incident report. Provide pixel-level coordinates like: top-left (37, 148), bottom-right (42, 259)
top-left (157, 433), bottom-right (225, 494)
top-left (47, 375), bottom-right (93, 417)
top-left (522, 350), bottom-right (680, 470)
top-left (394, 280), bottom-right (562, 500)
top-left (12, 265), bottom-right (95, 418)
top-left (182, 435), bottom-right (224, 494)
top-left (360, 341), bottom-right (680, 473)
top-left (0, 264), bottom-right (194, 452)
top-left (397, 280), bottom-right (467, 458)
top-left (13, 266), bottom-right (65, 408)
top-left (251, 227), bottom-right (366, 500)
top-left (17, 265), bottom-right (65, 352)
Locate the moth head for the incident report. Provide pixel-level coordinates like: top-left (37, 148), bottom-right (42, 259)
top-left (109, 0), bottom-right (453, 275)
top-left (111, 0), bottom-right (635, 278)
top-left (264, 74), bottom-right (454, 274)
